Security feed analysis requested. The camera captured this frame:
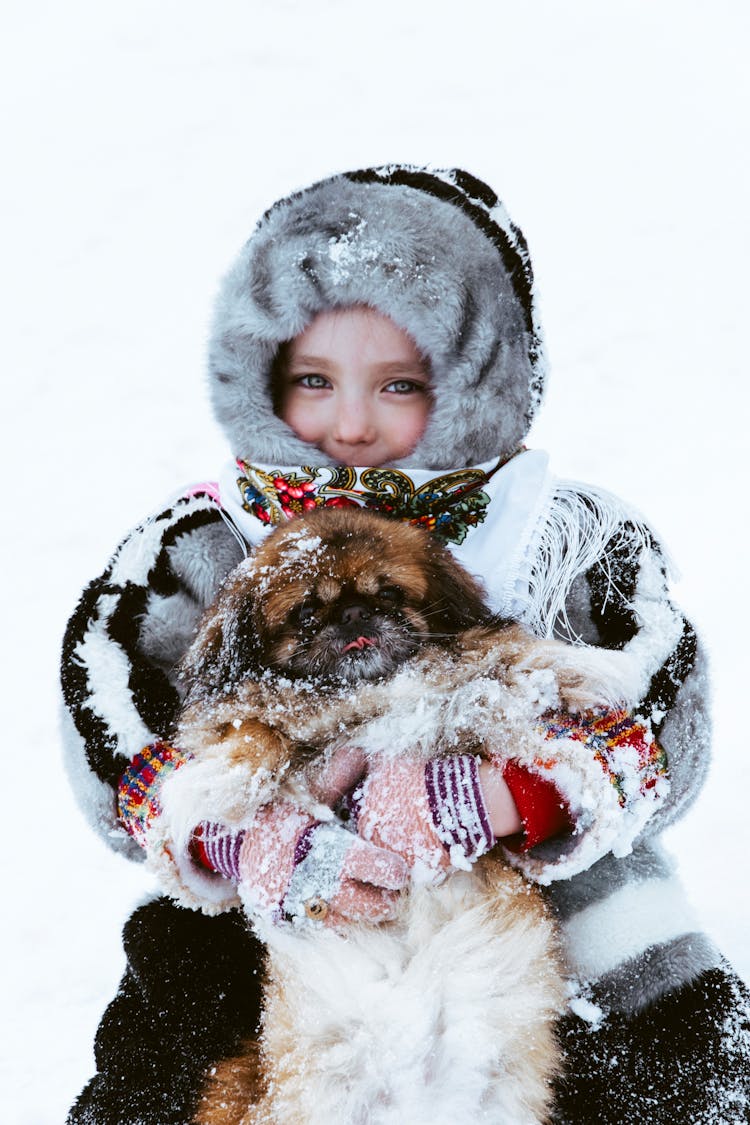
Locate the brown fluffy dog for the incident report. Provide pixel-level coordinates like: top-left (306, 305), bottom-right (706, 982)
top-left (175, 508), bottom-right (632, 1125)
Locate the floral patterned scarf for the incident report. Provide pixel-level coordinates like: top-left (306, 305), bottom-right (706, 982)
top-left (217, 450), bottom-right (555, 621)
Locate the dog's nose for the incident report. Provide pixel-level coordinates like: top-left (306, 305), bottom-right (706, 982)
top-left (339, 602), bottom-right (371, 626)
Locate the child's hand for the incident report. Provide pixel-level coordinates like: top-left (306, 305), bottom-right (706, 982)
top-left (303, 744), bottom-right (368, 806)
top-left (238, 800), bottom-right (409, 929)
top-left (354, 755), bottom-right (502, 880)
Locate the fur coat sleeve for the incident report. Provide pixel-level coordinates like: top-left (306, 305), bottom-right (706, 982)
top-left (500, 507), bottom-right (710, 885)
top-left (512, 495), bottom-right (717, 1014)
top-left (60, 491), bottom-right (246, 858)
top-left (570, 511), bottom-right (709, 831)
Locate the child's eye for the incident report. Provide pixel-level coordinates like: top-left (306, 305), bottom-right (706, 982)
top-left (295, 374), bottom-right (331, 389)
top-left (384, 379), bottom-right (426, 395)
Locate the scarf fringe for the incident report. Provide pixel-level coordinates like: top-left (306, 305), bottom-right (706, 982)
top-left (526, 481), bottom-right (655, 642)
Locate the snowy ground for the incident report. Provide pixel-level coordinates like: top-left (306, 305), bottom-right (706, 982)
top-left (2, 1), bottom-right (748, 1120)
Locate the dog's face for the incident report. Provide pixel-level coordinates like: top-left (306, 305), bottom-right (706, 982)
top-left (185, 508), bottom-right (492, 693)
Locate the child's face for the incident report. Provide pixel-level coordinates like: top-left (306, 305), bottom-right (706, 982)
top-left (276, 307), bottom-right (431, 465)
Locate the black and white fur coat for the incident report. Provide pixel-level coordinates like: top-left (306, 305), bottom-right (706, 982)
top-left (62, 169), bottom-right (726, 1106)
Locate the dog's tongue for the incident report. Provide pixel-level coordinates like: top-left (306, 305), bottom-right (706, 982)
top-left (342, 636), bottom-right (377, 654)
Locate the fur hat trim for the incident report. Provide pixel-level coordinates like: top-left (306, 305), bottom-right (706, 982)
top-left (208, 166), bottom-right (547, 469)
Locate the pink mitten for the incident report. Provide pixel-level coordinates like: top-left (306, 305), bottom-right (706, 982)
top-left (237, 800), bottom-right (409, 928)
top-left (355, 755), bottom-right (496, 880)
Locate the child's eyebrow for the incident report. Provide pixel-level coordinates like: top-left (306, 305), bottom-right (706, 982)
top-left (373, 361), bottom-right (429, 376)
top-left (287, 356), bottom-right (429, 376)
top-left (288, 354), bottom-right (331, 367)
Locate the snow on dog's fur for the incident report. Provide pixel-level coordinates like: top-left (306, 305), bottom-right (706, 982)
top-left (174, 508), bottom-right (637, 1124)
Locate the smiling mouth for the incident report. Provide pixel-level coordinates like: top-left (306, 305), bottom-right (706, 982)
top-left (341, 636), bottom-right (378, 654)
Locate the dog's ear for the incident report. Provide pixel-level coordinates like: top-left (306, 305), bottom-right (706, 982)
top-left (424, 543), bottom-right (494, 634)
top-left (179, 575), bottom-right (263, 700)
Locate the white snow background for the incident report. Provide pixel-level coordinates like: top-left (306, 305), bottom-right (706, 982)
top-left (2, 1), bottom-right (748, 1120)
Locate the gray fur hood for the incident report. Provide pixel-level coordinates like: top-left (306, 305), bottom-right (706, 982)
top-left (208, 166), bottom-right (547, 469)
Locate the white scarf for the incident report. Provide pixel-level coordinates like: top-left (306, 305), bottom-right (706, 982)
top-left (217, 451), bottom-right (646, 639)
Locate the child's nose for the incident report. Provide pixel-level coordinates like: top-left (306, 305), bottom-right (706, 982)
top-left (332, 396), bottom-right (375, 444)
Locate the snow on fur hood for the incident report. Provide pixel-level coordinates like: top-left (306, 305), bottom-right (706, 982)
top-left (207, 166), bottom-right (547, 469)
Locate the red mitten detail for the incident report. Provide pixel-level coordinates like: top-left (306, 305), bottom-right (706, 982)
top-left (502, 761), bottom-right (574, 852)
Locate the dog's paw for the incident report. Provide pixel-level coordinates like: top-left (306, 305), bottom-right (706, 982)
top-left (507, 640), bottom-right (645, 713)
top-left (552, 646), bottom-right (644, 712)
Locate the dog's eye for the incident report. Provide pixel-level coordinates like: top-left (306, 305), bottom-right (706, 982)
top-left (377, 586), bottom-right (402, 607)
top-left (297, 601), bottom-right (317, 627)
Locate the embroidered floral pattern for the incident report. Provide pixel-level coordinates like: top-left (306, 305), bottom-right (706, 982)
top-left (235, 461), bottom-right (494, 544)
top-left (236, 468), bottom-right (359, 524)
top-left (358, 468), bottom-right (490, 544)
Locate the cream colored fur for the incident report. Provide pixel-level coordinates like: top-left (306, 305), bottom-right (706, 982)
top-left (198, 860), bottom-right (564, 1125)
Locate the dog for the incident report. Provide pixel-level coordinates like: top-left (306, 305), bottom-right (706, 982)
top-left (175, 508), bottom-right (638, 1125)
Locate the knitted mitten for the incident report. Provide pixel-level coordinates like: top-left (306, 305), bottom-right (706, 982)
top-left (236, 801), bottom-right (409, 928)
top-left (119, 743), bottom-right (408, 921)
top-left (118, 741), bottom-right (191, 848)
top-left (355, 755), bottom-right (496, 879)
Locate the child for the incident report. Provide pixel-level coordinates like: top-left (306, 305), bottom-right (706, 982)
top-left (62, 166), bottom-right (750, 1124)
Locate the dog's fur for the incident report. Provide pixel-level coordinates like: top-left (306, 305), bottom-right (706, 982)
top-left (177, 509), bottom-right (635, 1125)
